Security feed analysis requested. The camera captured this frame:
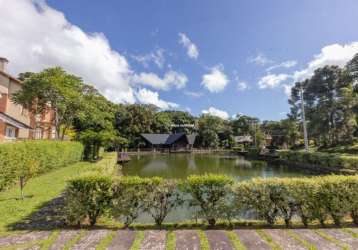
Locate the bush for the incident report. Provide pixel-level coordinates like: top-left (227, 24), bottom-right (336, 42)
top-left (111, 176), bottom-right (154, 227)
top-left (184, 174), bottom-right (234, 226)
top-left (0, 140), bottom-right (83, 193)
top-left (144, 179), bottom-right (183, 226)
top-left (235, 179), bottom-right (295, 226)
top-left (235, 175), bottom-right (358, 227)
top-left (247, 147), bottom-right (261, 158)
top-left (285, 179), bottom-right (318, 227)
top-left (232, 145), bottom-right (245, 152)
top-left (278, 150), bottom-right (358, 171)
top-left (63, 172), bottom-right (358, 227)
top-left (345, 176), bottom-right (358, 224)
top-left (65, 173), bottom-right (113, 226)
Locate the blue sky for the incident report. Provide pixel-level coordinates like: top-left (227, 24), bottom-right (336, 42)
top-left (1, 0), bottom-right (358, 120)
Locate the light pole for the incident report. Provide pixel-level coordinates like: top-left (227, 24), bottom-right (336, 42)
top-left (299, 84), bottom-right (309, 151)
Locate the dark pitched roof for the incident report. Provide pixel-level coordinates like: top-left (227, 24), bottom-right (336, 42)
top-left (166, 133), bottom-right (185, 144)
top-left (141, 133), bottom-right (170, 145)
top-left (141, 133), bottom-right (197, 145)
top-left (0, 112), bottom-right (32, 129)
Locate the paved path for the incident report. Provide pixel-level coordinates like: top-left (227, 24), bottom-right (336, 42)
top-left (0, 228), bottom-right (357, 250)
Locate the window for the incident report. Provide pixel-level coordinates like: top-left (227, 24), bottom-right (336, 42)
top-left (34, 127), bottom-right (42, 139)
top-left (5, 126), bottom-right (16, 138)
top-left (51, 127), bottom-right (56, 139)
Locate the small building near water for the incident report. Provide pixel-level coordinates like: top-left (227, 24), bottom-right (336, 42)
top-left (141, 133), bottom-right (197, 152)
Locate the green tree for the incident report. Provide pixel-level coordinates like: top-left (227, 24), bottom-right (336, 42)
top-left (115, 104), bottom-right (157, 147)
top-left (12, 67), bottom-right (83, 139)
top-left (289, 65), bottom-right (357, 147)
top-left (261, 119), bottom-right (301, 148)
top-left (197, 115), bottom-right (224, 148)
top-left (152, 112), bottom-right (172, 133)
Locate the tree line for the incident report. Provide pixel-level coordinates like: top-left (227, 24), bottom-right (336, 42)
top-left (12, 53), bottom-right (358, 159)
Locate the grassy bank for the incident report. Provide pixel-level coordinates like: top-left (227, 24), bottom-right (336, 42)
top-left (0, 153), bottom-right (117, 235)
top-left (278, 150), bottom-right (358, 173)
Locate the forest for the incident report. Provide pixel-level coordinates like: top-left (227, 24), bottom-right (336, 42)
top-left (12, 53), bottom-right (358, 159)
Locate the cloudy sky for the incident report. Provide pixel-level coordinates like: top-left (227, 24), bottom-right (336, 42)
top-left (1, 0), bottom-right (358, 120)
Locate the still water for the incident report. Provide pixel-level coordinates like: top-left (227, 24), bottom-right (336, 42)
top-left (122, 153), bottom-right (308, 180)
top-left (121, 153), bottom-right (311, 223)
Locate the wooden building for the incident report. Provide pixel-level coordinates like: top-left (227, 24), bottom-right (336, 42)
top-left (141, 133), bottom-right (197, 152)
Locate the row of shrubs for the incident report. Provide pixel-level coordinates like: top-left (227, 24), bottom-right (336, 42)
top-left (0, 140), bottom-right (83, 191)
top-left (278, 150), bottom-right (358, 171)
top-left (65, 173), bottom-right (358, 227)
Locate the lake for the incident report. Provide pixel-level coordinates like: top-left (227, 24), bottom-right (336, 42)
top-left (122, 153), bottom-right (308, 180)
top-left (121, 153), bottom-right (312, 223)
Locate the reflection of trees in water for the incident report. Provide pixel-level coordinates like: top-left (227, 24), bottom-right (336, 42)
top-left (123, 153), bottom-right (307, 180)
top-left (122, 154), bottom-right (152, 176)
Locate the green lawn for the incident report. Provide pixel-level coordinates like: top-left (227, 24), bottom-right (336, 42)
top-left (0, 153), bottom-right (117, 235)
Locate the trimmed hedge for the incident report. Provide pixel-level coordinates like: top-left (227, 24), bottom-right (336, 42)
top-left (64, 173), bottom-right (358, 227)
top-left (278, 150), bottom-right (358, 171)
top-left (0, 140), bottom-right (83, 191)
top-left (185, 174), bottom-right (233, 226)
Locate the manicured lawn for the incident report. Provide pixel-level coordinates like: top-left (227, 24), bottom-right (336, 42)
top-left (0, 153), bottom-right (116, 235)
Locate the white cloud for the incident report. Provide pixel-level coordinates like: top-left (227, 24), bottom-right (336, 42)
top-left (266, 60), bottom-right (297, 72)
top-left (0, 0), bottom-right (136, 103)
top-left (201, 66), bottom-right (229, 92)
top-left (178, 33), bottom-right (199, 59)
top-left (282, 84), bottom-right (293, 96)
top-left (232, 71), bottom-right (248, 91)
top-left (184, 90), bottom-right (203, 98)
top-left (248, 53), bottom-right (273, 66)
top-left (135, 88), bottom-right (179, 110)
top-left (258, 74), bottom-right (290, 89)
top-left (283, 42), bottom-right (358, 96)
top-left (131, 48), bottom-right (165, 68)
top-left (0, 0), bottom-right (186, 108)
top-left (237, 81), bottom-right (248, 91)
top-left (202, 107), bottom-right (229, 119)
top-left (133, 71), bottom-right (187, 90)
top-left (293, 42), bottom-right (358, 82)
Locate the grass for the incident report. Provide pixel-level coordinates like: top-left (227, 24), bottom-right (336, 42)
top-left (256, 229), bottom-right (283, 250)
top-left (0, 153), bottom-right (116, 235)
top-left (0, 239), bottom-right (43, 250)
top-left (226, 231), bottom-right (246, 250)
top-left (130, 231), bottom-right (145, 250)
top-left (285, 230), bottom-right (318, 250)
top-left (40, 230), bottom-right (60, 250)
top-left (198, 230), bottom-right (210, 250)
top-left (95, 230), bottom-right (117, 250)
top-left (165, 231), bottom-right (176, 250)
top-left (341, 228), bottom-right (358, 238)
top-left (63, 230), bottom-right (87, 250)
top-left (315, 229), bottom-right (350, 250)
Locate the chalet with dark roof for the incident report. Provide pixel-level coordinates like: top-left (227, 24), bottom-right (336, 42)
top-left (141, 133), bottom-right (197, 151)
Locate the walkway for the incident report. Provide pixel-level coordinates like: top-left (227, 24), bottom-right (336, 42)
top-left (0, 228), bottom-right (357, 249)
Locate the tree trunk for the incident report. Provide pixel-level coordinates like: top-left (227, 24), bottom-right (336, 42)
top-left (19, 176), bottom-right (25, 200)
top-left (54, 107), bottom-right (60, 140)
top-left (208, 218), bottom-right (216, 227)
top-left (61, 126), bottom-right (67, 140)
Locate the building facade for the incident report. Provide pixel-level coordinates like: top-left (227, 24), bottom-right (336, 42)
top-left (0, 57), bottom-right (55, 141)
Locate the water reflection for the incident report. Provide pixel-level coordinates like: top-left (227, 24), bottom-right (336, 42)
top-left (121, 153), bottom-right (311, 223)
top-left (122, 153), bottom-right (307, 181)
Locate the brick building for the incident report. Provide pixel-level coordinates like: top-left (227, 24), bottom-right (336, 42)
top-left (0, 57), bottom-right (55, 141)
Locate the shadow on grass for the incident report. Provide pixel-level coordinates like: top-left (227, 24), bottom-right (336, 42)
top-left (6, 196), bottom-right (67, 232)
